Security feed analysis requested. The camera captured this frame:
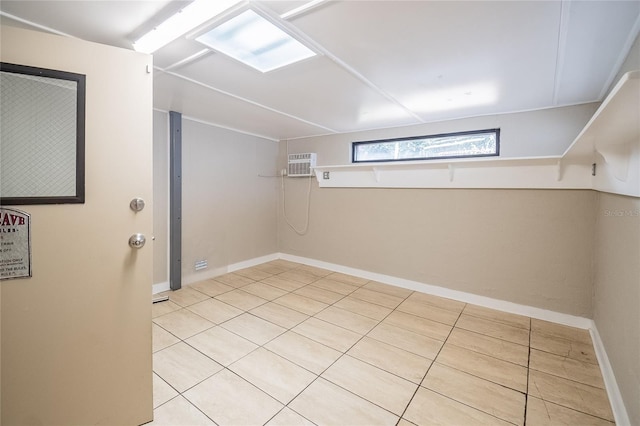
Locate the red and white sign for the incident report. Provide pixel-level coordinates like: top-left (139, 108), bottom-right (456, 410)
top-left (0, 207), bottom-right (31, 279)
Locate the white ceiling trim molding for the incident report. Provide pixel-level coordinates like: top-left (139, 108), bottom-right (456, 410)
top-left (280, 0), bottom-right (330, 20)
top-left (310, 43), bottom-right (426, 124)
top-left (153, 107), bottom-right (280, 142)
top-left (163, 48), bottom-right (210, 71)
top-left (0, 11), bottom-right (75, 38)
top-left (282, 100), bottom-right (599, 143)
top-left (252, 2), bottom-right (426, 125)
top-left (598, 13), bottom-right (640, 100)
top-left (552, 0), bottom-right (572, 106)
top-left (156, 67), bottom-right (339, 134)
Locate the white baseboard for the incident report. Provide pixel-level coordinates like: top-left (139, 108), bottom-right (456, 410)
top-left (590, 325), bottom-right (631, 426)
top-left (228, 253), bottom-right (279, 272)
top-left (151, 251), bottom-right (628, 423)
top-left (154, 253), bottom-right (281, 294)
top-left (278, 253), bottom-right (592, 329)
top-left (279, 252), bottom-right (629, 423)
top-left (152, 281), bottom-right (170, 294)
top-left (182, 266), bottom-right (228, 287)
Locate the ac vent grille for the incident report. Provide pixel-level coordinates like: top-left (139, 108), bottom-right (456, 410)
top-left (287, 153), bottom-right (316, 177)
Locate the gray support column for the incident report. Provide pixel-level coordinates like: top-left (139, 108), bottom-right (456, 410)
top-left (169, 111), bottom-right (182, 290)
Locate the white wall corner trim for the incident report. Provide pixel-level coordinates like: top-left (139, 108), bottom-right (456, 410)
top-left (590, 325), bottom-right (632, 426)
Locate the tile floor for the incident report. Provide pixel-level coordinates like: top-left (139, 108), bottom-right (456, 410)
top-left (148, 260), bottom-right (615, 426)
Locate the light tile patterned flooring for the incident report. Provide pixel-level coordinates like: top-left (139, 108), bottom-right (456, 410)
top-left (149, 260), bottom-right (615, 426)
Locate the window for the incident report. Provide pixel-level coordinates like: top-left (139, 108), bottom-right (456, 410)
top-left (0, 62), bottom-right (86, 205)
top-left (352, 129), bottom-right (500, 163)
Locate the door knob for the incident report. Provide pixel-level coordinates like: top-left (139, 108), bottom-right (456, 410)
top-left (129, 233), bottom-right (146, 249)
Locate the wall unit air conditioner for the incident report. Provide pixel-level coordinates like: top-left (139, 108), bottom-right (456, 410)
top-left (287, 153), bottom-right (317, 177)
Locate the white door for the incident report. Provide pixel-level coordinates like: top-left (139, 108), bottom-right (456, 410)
top-left (1, 26), bottom-right (153, 425)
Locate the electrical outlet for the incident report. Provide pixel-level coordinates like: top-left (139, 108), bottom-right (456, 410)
top-left (323, 171), bottom-right (330, 179)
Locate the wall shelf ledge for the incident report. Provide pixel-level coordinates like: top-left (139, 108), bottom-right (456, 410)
top-left (563, 70), bottom-right (640, 197)
top-left (312, 70), bottom-right (639, 195)
top-left (313, 155), bottom-right (591, 189)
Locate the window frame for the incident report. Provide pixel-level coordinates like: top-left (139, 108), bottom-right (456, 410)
top-left (351, 128), bottom-right (500, 164)
top-left (0, 62), bottom-right (86, 205)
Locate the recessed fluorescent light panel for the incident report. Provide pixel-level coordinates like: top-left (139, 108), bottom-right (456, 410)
top-left (133, 0), bottom-right (242, 54)
top-left (195, 9), bottom-right (316, 72)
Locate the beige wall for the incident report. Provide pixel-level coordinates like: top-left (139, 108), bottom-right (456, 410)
top-left (279, 178), bottom-right (596, 316)
top-left (156, 115), bottom-right (279, 284)
top-left (593, 192), bottom-right (640, 425)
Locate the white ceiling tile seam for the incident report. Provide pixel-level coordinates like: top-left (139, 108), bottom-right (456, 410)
top-left (153, 107), bottom-right (279, 142)
top-left (552, 0), bottom-right (572, 106)
top-left (253, 2), bottom-right (427, 125)
top-left (280, 0), bottom-right (330, 20)
top-left (163, 49), bottom-right (211, 72)
top-left (0, 11), bottom-right (75, 38)
top-left (156, 67), bottom-right (339, 134)
top-left (598, 13), bottom-right (640, 101)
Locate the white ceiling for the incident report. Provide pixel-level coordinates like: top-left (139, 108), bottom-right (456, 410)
top-left (2, 0), bottom-right (639, 141)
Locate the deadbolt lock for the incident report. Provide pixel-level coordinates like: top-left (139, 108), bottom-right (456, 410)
top-left (130, 198), bottom-right (145, 212)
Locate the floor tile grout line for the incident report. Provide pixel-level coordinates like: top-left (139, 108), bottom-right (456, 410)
top-left (416, 388), bottom-right (522, 426)
top-left (152, 349), bottom-right (224, 420)
top-left (524, 316), bottom-right (532, 425)
top-left (153, 271), bottom-right (304, 398)
top-left (528, 345), bottom-right (601, 366)
top-left (428, 317), bottom-right (532, 395)
top-left (528, 395), bottom-right (618, 423)
top-left (266, 287), bottom-right (434, 383)
top-left (394, 305), bottom-right (460, 328)
top-left (303, 289), bottom-right (425, 423)
top-left (185, 278), bottom-right (348, 375)
top-left (459, 311), bottom-right (532, 331)
top-left (152, 309), bottom-right (217, 341)
top-left (443, 339), bottom-right (530, 369)
top-left (266, 288), bottom-right (420, 422)
top-left (454, 322), bottom-right (530, 347)
top-left (236, 269), bottom-right (366, 424)
top-left (526, 366), bottom-right (611, 391)
top-left (154, 393), bottom-right (219, 425)
top-left (308, 373), bottom-right (406, 421)
top-left (323, 269), bottom-right (584, 417)
top-left (412, 305), bottom-right (529, 425)
top-left (152, 264), bottom-right (378, 422)
top-left (161, 268), bottom-right (433, 367)
top-left (152, 372), bottom-right (182, 405)
top-left (154, 276), bottom-right (313, 423)
top-left (263, 404), bottom-right (316, 426)
top-left (395, 301), bottom-right (466, 423)
top-left (250, 269), bottom-right (404, 423)
top-left (153, 261), bottom-right (614, 424)
top-left (427, 360), bottom-right (528, 396)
